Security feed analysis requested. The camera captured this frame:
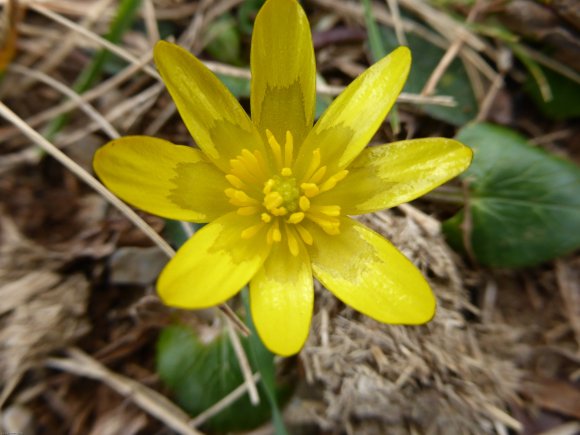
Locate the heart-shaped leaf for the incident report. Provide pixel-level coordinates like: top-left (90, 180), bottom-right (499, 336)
top-left (443, 123), bottom-right (580, 268)
top-left (156, 325), bottom-right (283, 433)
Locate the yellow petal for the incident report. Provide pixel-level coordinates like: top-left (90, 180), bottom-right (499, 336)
top-left (318, 138), bottom-right (473, 214)
top-left (295, 47), bottom-right (410, 176)
top-left (250, 242), bottom-right (313, 356)
top-left (158, 213), bottom-right (270, 308)
top-left (309, 218), bottom-right (435, 324)
top-left (94, 136), bottom-right (233, 222)
top-left (154, 41), bottom-right (265, 171)
top-left (251, 0), bottom-right (316, 148)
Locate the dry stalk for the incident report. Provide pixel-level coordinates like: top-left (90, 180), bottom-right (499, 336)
top-left (142, 0), bottom-right (160, 47)
top-left (385, 0), bottom-right (407, 46)
top-left (0, 99), bottom-right (251, 338)
top-left (421, 0), bottom-right (486, 96)
top-left (226, 319), bottom-right (260, 405)
top-left (9, 64), bottom-right (120, 139)
top-left (46, 347), bottom-right (204, 435)
top-left (0, 100), bottom-right (172, 255)
top-left (189, 373), bottom-right (261, 428)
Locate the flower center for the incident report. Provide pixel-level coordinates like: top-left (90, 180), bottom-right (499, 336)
top-left (224, 130), bottom-right (349, 256)
top-left (263, 174), bottom-right (299, 215)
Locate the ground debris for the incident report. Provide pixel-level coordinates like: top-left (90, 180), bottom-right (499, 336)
top-left (0, 214), bottom-right (90, 401)
top-left (297, 209), bottom-right (522, 435)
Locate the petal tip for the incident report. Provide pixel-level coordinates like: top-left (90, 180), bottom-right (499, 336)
top-left (392, 45), bottom-right (412, 71)
top-left (259, 331), bottom-right (307, 357)
top-left (153, 40), bottom-right (172, 57)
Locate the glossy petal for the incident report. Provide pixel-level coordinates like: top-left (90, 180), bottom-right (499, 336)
top-left (94, 136), bottom-right (233, 222)
top-left (295, 47), bottom-right (411, 176)
top-left (309, 218), bottom-right (435, 324)
top-left (250, 241), bottom-right (313, 356)
top-left (154, 41), bottom-right (266, 171)
top-left (158, 213), bottom-right (270, 308)
top-left (251, 0), bottom-right (316, 148)
top-left (318, 138), bottom-right (473, 214)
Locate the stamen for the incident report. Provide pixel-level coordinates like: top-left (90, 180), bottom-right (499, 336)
top-left (263, 178), bottom-right (275, 195)
top-left (271, 207), bottom-right (288, 216)
top-left (237, 206), bottom-right (260, 216)
top-left (286, 226), bottom-right (300, 256)
top-left (226, 174), bottom-right (245, 189)
top-left (267, 219), bottom-right (282, 243)
top-left (241, 222), bottom-right (264, 239)
top-left (241, 149), bottom-right (265, 179)
top-left (284, 131), bottom-right (294, 168)
top-left (265, 129), bottom-right (283, 169)
top-left (225, 188), bottom-right (259, 206)
top-left (287, 212), bottom-right (305, 224)
top-left (309, 166), bottom-right (327, 184)
top-left (261, 213), bottom-right (272, 223)
top-left (299, 195), bottom-right (310, 211)
top-left (296, 225), bottom-right (313, 245)
top-left (281, 167), bottom-right (292, 177)
top-left (301, 183), bottom-right (320, 198)
top-left (308, 214), bottom-right (340, 235)
top-left (303, 148), bottom-right (321, 181)
top-left (230, 158), bottom-right (260, 184)
top-left (264, 192), bottom-right (283, 210)
top-left (319, 170), bottom-right (349, 193)
top-left (311, 205), bottom-right (341, 217)
top-left (253, 150), bottom-right (268, 176)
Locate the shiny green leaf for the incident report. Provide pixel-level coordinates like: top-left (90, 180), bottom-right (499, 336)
top-left (156, 325), bottom-right (276, 432)
top-left (443, 123), bottom-right (580, 268)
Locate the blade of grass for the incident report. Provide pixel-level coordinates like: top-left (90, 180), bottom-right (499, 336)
top-left (509, 42), bottom-right (552, 102)
top-left (44, 0), bottom-right (143, 140)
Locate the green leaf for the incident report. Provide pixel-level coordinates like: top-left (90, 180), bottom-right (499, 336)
top-left (156, 325), bottom-right (277, 433)
top-left (238, 0), bottom-right (265, 35)
top-left (443, 123), bottom-right (580, 268)
top-left (218, 74), bottom-right (251, 99)
top-left (205, 13), bottom-right (242, 66)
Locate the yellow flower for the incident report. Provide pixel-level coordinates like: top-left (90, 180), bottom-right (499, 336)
top-left (94, 0), bottom-right (472, 356)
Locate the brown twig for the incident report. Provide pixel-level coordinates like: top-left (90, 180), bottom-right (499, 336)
top-left (421, 0), bottom-right (486, 96)
top-left (226, 319), bottom-right (260, 405)
top-left (46, 348), bottom-right (204, 435)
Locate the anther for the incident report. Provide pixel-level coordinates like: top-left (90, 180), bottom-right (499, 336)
top-left (237, 206), bottom-right (259, 216)
top-left (266, 129), bottom-right (283, 168)
top-left (301, 183), bottom-right (319, 198)
top-left (287, 212), bottom-right (305, 224)
top-left (241, 223), bottom-right (264, 239)
top-left (286, 227), bottom-right (300, 256)
top-left (312, 205), bottom-right (341, 217)
top-left (284, 131), bottom-right (294, 168)
top-left (226, 174), bottom-right (245, 189)
top-left (296, 225), bottom-right (313, 245)
top-left (264, 192), bottom-right (283, 210)
top-left (319, 170), bottom-right (349, 193)
top-left (303, 148), bottom-right (322, 181)
top-left (309, 166), bottom-right (327, 184)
